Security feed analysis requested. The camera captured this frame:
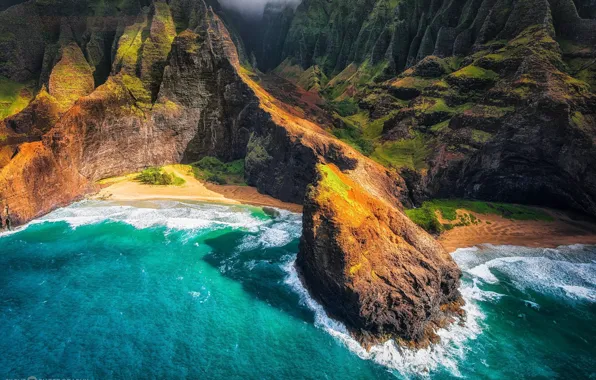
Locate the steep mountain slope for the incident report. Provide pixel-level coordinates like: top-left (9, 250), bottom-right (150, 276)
top-left (0, 0), bottom-right (463, 347)
top-left (249, 0), bottom-right (596, 217)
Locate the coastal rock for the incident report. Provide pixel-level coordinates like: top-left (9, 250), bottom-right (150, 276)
top-left (297, 164), bottom-right (463, 346)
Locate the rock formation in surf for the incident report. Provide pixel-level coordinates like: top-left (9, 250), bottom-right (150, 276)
top-left (298, 164), bottom-right (463, 346)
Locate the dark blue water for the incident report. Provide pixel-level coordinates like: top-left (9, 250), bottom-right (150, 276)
top-left (0, 201), bottom-right (594, 379)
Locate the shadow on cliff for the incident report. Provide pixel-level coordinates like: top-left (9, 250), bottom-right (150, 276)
top-left (202, 230), bottom-right (314, 323)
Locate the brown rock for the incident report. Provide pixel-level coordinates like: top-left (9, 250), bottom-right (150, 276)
top-left (297, 164), bottom-right (463, 347)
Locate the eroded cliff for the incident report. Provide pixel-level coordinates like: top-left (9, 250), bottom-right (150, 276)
top-left (0, 0), bottom-right (464, 348)
top-left (244, 0), bottom-right (596, 218)
top-left (298, 164), bottom-right (463, 346)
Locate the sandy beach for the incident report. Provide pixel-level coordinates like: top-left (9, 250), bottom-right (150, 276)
top-left (91, 165), bottom-right (303, 213)
top-left (438, 208), bottom-right (596, 252)
top-left (91, 165), bottom-right (596, 250)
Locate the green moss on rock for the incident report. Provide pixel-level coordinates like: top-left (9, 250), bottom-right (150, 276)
top-left (0, 76), bottom-right (34, 120)
top-left (370, 134), bottom-right (431, 170)
top-left (48, 42), bottom-right (95, 112)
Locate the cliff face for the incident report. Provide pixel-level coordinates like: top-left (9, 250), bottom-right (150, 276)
top-left (254, 0), bottom-right (596, 76)
top-left (298, 164), bottom-right (463, 346)
top-left (247, 0), bottom-right (596, 217)
top-left (0, 0), bottom-right (463, 347)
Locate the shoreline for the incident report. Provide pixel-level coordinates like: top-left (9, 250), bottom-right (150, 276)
top-left (90, 165), bottom-right (303, 213)
top-left (437, 208), bottom-right (596, 252)
top-left (85, 165), bottom-right (596, 251)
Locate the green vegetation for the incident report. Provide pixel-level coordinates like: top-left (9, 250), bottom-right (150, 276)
top-left (330, 98), bottom-right (359, 116)
top-left (451, 65), bottom-right (498, 80)
top-left (140, 2), bottom-right (176, 96)
top-left (405, 199), bottom-right (553, 234)
top-left (471, 129), bottom-right (493, 143)
top-left (136, 167), bottom-right (185, 186)
top-left (49, 43), bottom-right (95, 112)
top-left (0, 77), bottom-right (34, 120)
top-left (297, 65), bottom-right (328, 92)
top-left (317, 164), bottom-right (353, 204)
top-left (114, 15), bottom-right (147, 73)
top-left (405, 204), bottom-right (445, 234)
top-left (370, 135), bottom-right (431, 170)
top-left (390, 75), bottom-right (435, 90)
top-left (332, 123), bottom-right (374, 155)
top-left (571, 111), bottom-right (587, 129)
top-left (122, 74), bottom-right (151, 106)
top-left (430, 120), bottom-right (450, 133)
top-left (191, 156), bottom-right (246, 185)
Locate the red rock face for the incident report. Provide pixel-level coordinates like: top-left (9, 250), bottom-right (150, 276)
top-left (0, 142), bottom-right (93, 225)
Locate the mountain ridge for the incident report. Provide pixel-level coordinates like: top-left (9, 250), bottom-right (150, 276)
top-left (0, 0), bottom-right (465, 347)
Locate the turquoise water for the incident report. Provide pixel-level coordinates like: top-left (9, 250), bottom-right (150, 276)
top-left (0, 201), bottom-right (594, 379)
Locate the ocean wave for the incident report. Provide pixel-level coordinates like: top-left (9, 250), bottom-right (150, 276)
top-left (282, 259), bottom-right (483, 378)
top-left (453, 245), bottom-right (596, 303)
top-left (561, 285), bottom-right (596, 302)
top-left (463, 279), bottom-right (504, 302)
top-left (236, 222), bottom-right (301, 252)
top-left (233, 209), bottom-right (302, 251)
top-left (23, 200), bottom-right (302, 238)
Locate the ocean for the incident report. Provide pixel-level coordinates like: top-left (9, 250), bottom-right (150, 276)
top-left (0, 200), bottom-right (594, 379)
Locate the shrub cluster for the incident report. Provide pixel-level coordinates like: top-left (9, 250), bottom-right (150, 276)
top-left (192, 157), bottom-right (245, 185)
top-left (136, 167), bottom-right (184, 186)
top-left (405, 199), bottom-right (553, 234)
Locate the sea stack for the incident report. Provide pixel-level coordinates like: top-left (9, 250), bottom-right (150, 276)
top-left (297, 164), bottom-right (464, 347)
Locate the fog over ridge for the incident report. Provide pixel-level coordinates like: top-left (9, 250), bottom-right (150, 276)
top-left (218, 0), bottom-right (301, 18)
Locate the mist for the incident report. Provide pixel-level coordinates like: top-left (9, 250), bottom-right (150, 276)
top-left (218, 0), bottom-right (301, 19)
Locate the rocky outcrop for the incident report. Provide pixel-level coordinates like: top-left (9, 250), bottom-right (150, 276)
top-left (298, 164), bottom-right (463, 347)
top-left (0, 141), bottom-right (92, 225)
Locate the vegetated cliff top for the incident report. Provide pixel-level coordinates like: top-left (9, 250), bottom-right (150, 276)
top-left (241, 0), bottom-right (596, 217)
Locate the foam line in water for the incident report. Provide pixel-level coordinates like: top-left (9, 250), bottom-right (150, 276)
top-left (453, 245), bottom-right (596, 303)
top-left (282, 259), bottom-right (484, 378)
top-left (22, 200), bottom-right (302, 238)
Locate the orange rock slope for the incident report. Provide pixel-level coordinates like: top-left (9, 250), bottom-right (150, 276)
top-left (298, 164), bottom-right (463, 347)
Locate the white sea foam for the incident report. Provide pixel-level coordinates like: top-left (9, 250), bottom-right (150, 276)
top-left (465, 279), bottom-right (504, 302)
top-left (524, 300), bottom-right (541, 310)
top-left (464, 256), bottom-right (595, 302)
top-left (26, 200), bottom-right (303, 237)
top-left (236, 211), bottom-right (302, 252)
top-left (189, 288), bottom-right (212, 303)
top-left (282, 259), bottom-right (483, 378)
top-left (467, 263), bottom-right (499, 284)
top-left (561, 285), bottom-right (596, 302)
